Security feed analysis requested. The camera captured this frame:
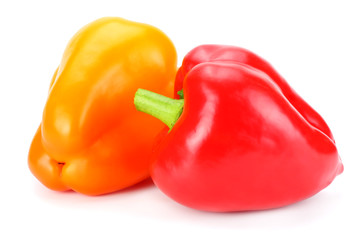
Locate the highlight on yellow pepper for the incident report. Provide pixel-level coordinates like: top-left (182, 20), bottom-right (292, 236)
top-left (28, 17), bottom-right (177, 195)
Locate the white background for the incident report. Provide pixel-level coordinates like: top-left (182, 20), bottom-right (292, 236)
top-left (1, 0), bottom-right (359, 239)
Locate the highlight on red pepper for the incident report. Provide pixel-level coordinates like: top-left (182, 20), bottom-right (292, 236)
top-left (28, 17), bottom-right (177, 195)
top-left (134, 44), bottom-right (343, 212)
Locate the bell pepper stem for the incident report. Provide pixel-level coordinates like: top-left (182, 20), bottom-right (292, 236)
top-left (177, 89), bottom-right (184, 99)
top-left (134, 89), bottom-right (184, 130)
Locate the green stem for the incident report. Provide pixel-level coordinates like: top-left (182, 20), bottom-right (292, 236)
top-left (177, 89), bottom-right (184, 99)
top-left (134, 89), bottom-right (184, 130)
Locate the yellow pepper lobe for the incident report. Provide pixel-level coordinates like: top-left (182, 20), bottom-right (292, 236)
top-left (41, 17), bottom-right (176, 158)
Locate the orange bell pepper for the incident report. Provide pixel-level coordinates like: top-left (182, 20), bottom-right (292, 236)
top-left (28, 17), bottom-right (177, 195)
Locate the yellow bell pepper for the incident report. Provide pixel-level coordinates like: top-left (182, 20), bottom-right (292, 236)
top-left (28, 17), bottom-right (177, 195)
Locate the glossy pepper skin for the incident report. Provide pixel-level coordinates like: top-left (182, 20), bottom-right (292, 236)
top-left (135, 45), bottom-right (343, 212)
top-left (174, 45), bottom-right (334, 141)
top-left (28, 17), bottom-right (177, 195)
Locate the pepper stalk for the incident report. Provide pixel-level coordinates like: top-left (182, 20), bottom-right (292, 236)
top-left (134, 89), bottom-right (184, 130)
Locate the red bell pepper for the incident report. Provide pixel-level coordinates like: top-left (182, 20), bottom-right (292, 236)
top-left (134, 45), bottom-right (343, 212)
